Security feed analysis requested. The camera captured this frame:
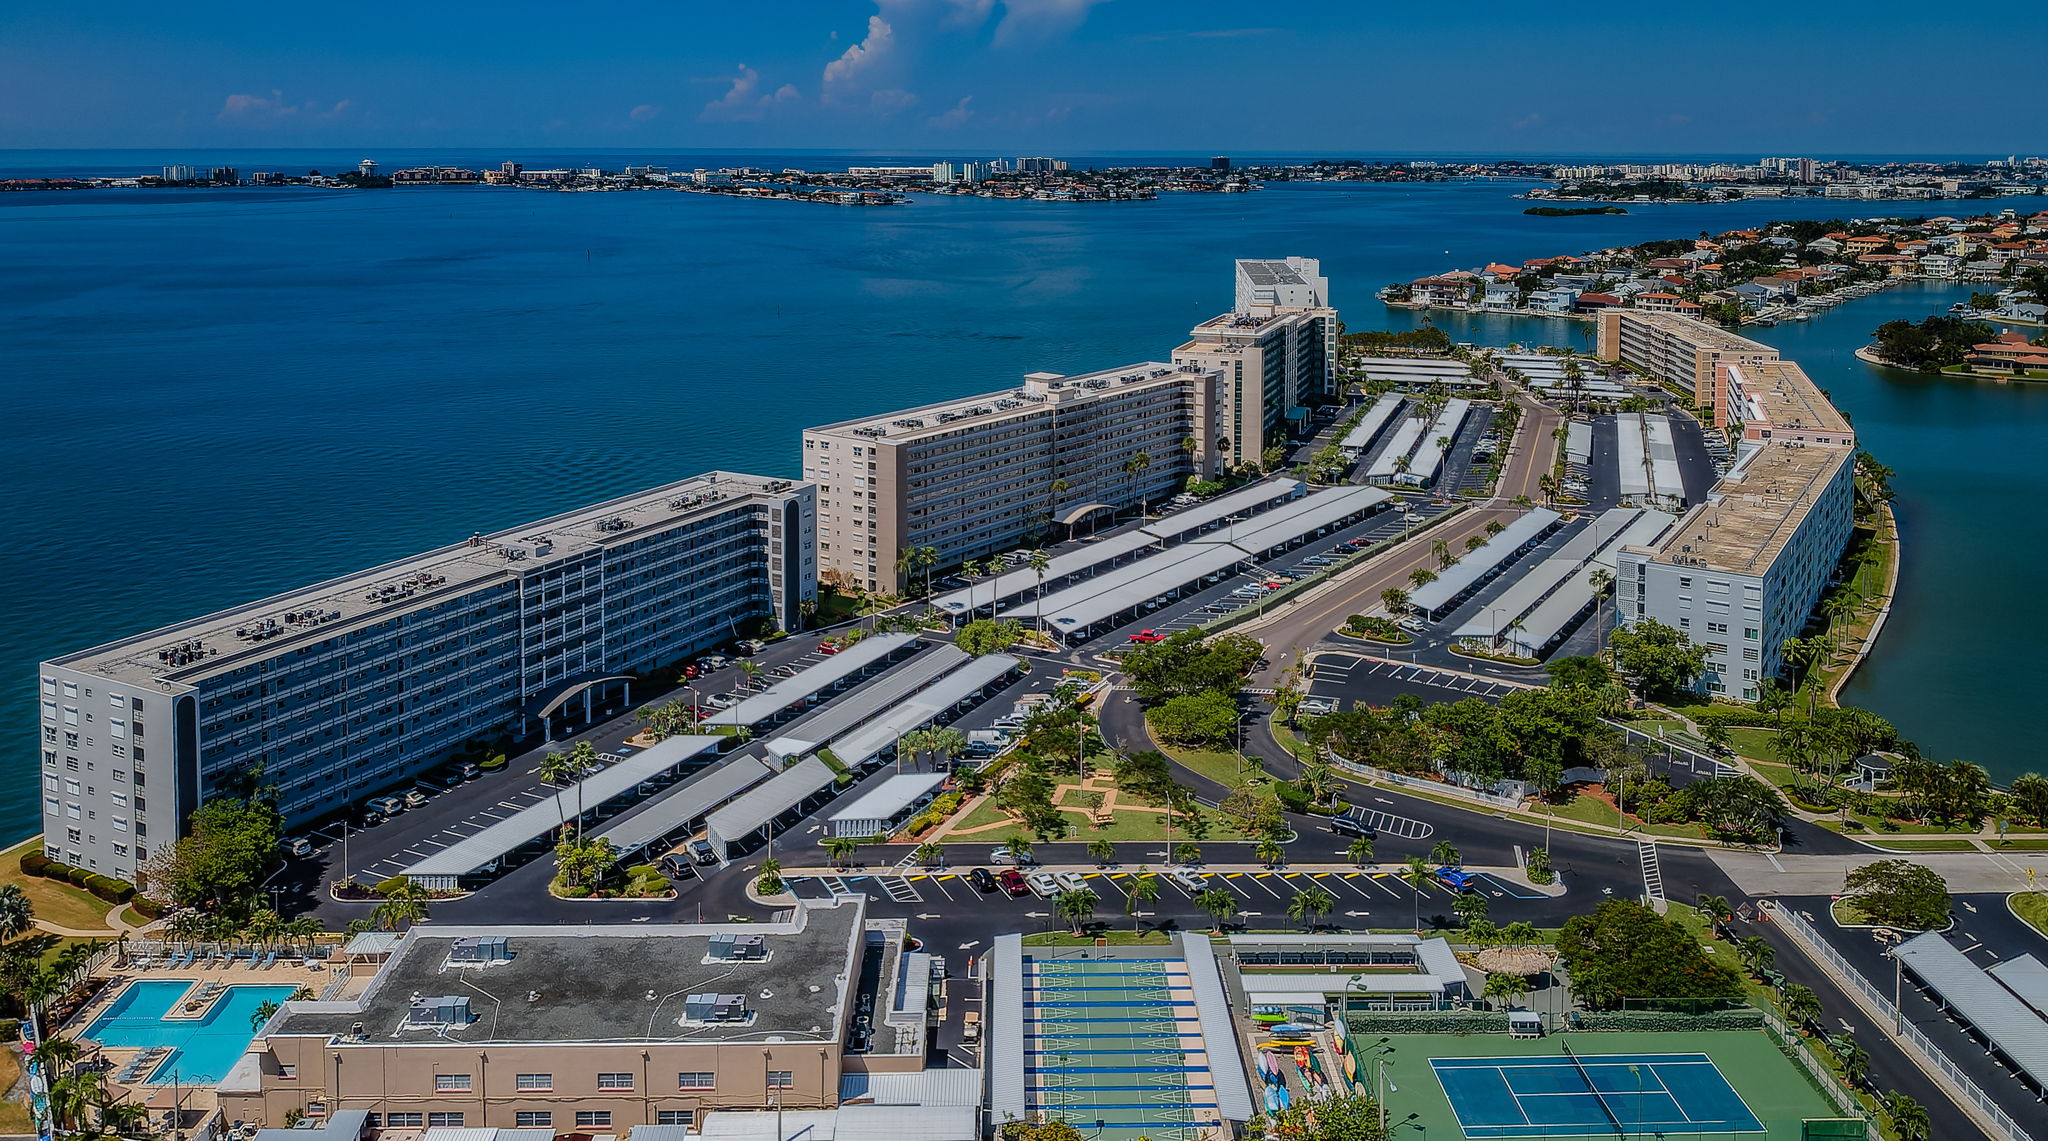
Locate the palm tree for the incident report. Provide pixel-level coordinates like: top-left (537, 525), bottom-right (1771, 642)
top-left (1028, 549), bottom-right (1051, 635)
top-left (0, 883), bottom-right (33, 940)
top-left (1195, 888), bottom-right (1239, 934)
top-left (29, 1036), bottom-right (81, 1080)
top-left (1587, 567), bottom-right (1615, 645)
top-left (1782, 983), bottom-right (1823, 1031)
top-left (1286, 885), bottom-right (1334, 932)
top-left (566, 739), bottom-right (601, 839)
top-left (1830, 1033), bottom-right (1872, 1089)
top-left (897, 545), bottom-right (938, 600)
top-left (371, 894), bottom-right (428, 931)
top-left (1482, 971), bottom-right (1531, 1009)
top-left (1254, 838), bottom-right (1285, 869)
top-left (1379, 587), bottom-right (1409, 616)
top-left (739, 658), bottom-right (766, 691)
top-left (926, 727), bottom-right (968, 773)
top-left (243, 908), bottom-right (286, 949)
top-left (1500, 920), bottom-right (1539, 948)
top-left (1738, 935), bottom-right (1775, 977)
top-left (1464, 534), bottom-right (1486, 553)
top-left (1431, 538), bottom-right (1453, 569)
top-left (1347, 836), bottom-right (1375, 867)
top-left (1429, 840), bottom-right (1461, 865)
top-left (913, 841), bottom-right (945, 869)
top-left (825, 836), bottom-right (859, 870)
top-left (538, 749), bottom-right (583, 836)
top-left (1127, 871), bottom-right (1160, 931)
top-left (1884, 1094), bottom-right (1929, 1141)
top-left (1004, 836), bottom-right (1035, 866)
top-left (898, 727), bottom-right (937, 772)
top-left (1408, 567), bottom-right (1437, 590)
top-left (251, 999), bottom-right (283, 1032)
top-left (1484, 519), bottom-right (1506, 536)
top-left (1453, 891), bottom-right (1489, 931)
top-left (1696, 894), bottom-right (1733, 934)
top-left (1403, 856), bottom-right (1434, 933)
top-left (1087, 839), bottom-right (1116, 868)
top-left (1055, 888), bottom-right (1100, 935)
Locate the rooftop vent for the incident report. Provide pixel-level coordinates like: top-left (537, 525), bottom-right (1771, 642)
top-left (448, 935), bottom-right (511, 964)
top-left (683, 992), bottom-right (749, 1023)
top-left (404, 995), bottom-right (473, 1029)
top-left (708, 933), bottom-right (767, 962)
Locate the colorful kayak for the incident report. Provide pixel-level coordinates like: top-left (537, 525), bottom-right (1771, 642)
top-left (1271, 1023), bottom-right (1322, 1036)
top-left (1278, 1085), bottom-right (1292, 1110)
top-left (1264, 1087), bottom-right (1281, 1113)
top-left (1252, 1007), bottom-right (1288, 1023)
top-left (1260, 1038), bottom-right (1314, 1049)
top-left (1342, 1052), bottom-right (1358, 1081)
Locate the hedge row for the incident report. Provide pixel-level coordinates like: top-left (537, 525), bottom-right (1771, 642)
top-left (1344, 1010), bottom-right (1506, 1035)
top-left (904, 791), bottom-right (968, 838)
top-left (19, 850), bottom-right (136, 902)
top-left (1575, 1009), bottom-right (1765, 1032)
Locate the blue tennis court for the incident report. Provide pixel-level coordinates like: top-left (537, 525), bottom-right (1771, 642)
top-left (1430, 1051), bottom-right (1765, 1137)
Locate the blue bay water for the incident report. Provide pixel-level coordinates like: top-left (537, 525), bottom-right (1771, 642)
top-left (3, 148), bottom-right (2043, 843)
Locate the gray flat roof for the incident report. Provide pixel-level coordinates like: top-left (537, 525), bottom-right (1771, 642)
top-left (1203, 484), bottom-right (1390, 558)
top-left (764, 644), bottom-right (969, 756)
top-left (56, 471), bottom-right (801, 690)
top-left (702, 633), bottom-right (917, 727)
top-left (828, 773), bottom-right (947, 826)
top-left (1895, 930), bottom-right (2048, 1089)
top-left (1179, 933), bottom-right (1257, 1122)
top-left (1452, 513), bottom-right (1624, 639)
top-left (987, 935), bottom-right (1028, 1123)
top-left (1040, 544), bottom-right (1246, 631)
top-left (589, 753), bottom-right (779, 856)
top-left (1006, 542), bottom-right (1221, 621)
top-left (826, 653), bottom-right (1022, 767)
top-left (704, 756), bottom-right (838, 851)
top-left (1408, 509), bottom-right (1562, 614)
top-left (1137, 478), bottom-right (1307, 539)
top-left (403, 736), bottom-right (720, 880)
top-left (1340, 395), bottom-right (1404, 450)
top-left (1988, 953), bottom-right (2048, 1018)
top-left (697, 1106), bottom-right (978, 1141)
top-left (271, 901), bottom-right (864, 1044)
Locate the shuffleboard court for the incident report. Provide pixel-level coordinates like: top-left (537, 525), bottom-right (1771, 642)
top-left (1430, 1051), bottom-right (1765, 1138)
top-left (1022, 956), bottom-right (1219, 1139)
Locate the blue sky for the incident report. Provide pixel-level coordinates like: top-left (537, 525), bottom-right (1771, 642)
top-left (1, 1), bottom-right (2039, 155)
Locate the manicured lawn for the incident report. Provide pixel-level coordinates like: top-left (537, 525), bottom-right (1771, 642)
top-left (1167, 745), bottom-right (1269, 789)
top-left (1542, 793), bottom-right (1709, 841)
top-left (1863, 837), bottom-right (1980, 852)
top-left (1830, 897), bottom-right (1877, 926)
top-left (1723, 726), bottom-right (1780, 764)
top-left (1022, 929), bottom-right (1180, 946)
top-left (1991, 837), bottom-right (2048, 851)
top-left (0, 838), bottom-right (116, 933)
top-left (1665, 902), bottom-right (1775, 1007)
top-left (0, 1050), bottom-right (31, 1136)
top-left (2012, 892), bottom-right (2048, 936)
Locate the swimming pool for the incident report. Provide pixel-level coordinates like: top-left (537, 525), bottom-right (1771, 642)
top-left (84, 979), bottom-right (301, 1085)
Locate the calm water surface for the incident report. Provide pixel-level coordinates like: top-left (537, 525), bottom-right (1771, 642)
top-left (3, 150), bottom-right (2041, 840)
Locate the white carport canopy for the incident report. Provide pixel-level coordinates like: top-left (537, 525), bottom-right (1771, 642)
top-left (1138, 477), bottom-right (1306, 538)
top-left (828, 773), bottom-right (948, 837)
top-left (1895, 931), bottom-right (2048, 1091)
top-left (763, 645), bottom-right (968, 758)
top-left (589, 754), bottom-right (779, 857)
top-left (703, 755), bottom-right (838, 859)
top-left (1340, 395), bottom-right (1404, 452)
top-left (1210, 485), bottom-right (1390, 559)
top-left (826, 653), bottom-right (1022, 768)
top-left (1408, 508), bottom-right (1561, 617)
top-left (929, 531), bottom-right (1160, 617)
top-left (701, 633), bottom-right (915, 727)
top-left (1003, 543), bottom-right (1217, 621)
top-left (402, 736), bottom-right (721, 886)
top-left (1040, 545), bottom-right (1247, 634)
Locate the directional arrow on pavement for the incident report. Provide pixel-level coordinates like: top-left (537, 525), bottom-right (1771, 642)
top-left (959, 940), bottom-right (982, 950)
top-left (916, 912), bottom-right (942, 920)
top-left (1345, 910), bottom-right (1371, 917)
top-left (1025, 911), bottom-right (1049, 918)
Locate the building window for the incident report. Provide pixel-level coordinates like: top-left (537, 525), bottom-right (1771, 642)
top-left (384, 1114), bottom-right (423, 1128)
top-left (657, 1111), bottom-right (695, 1127)
top-left (678, 1072), bottom-right (715, 1090)
top-left (767, 1071), bottom-right (794, 1090)
top-left (434, 1074), bottom-right (472, 1092)
top-left (278, 1065), bottom-right (296, 1080)
top-left (428, 1114), bottom-right (464, 1127)
top-left (596, 1073), bottom-right (634, 1091)
top-left (515, 1113), bottom-right (552, 1128)
top-left (514, 1074), bottom-right (553, 1092)
top-left (576, 1112), bottom-right (612, 1128)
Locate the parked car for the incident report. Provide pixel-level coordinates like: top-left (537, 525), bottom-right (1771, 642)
top-left (282, 836), bottom-right (315, 858)
top-left (1166, 866), bottom-right (1210, 891)
top-left (1330, 811), bottom-right (1377, 839)
top-left (436, 771), bottom-right (466, 791)
top-left (736, 638), bottom-right (767, 654)
top-left (458, 761), bottom-right (481, 780)
top-left (404, 788), bottom-right (431, 808)
top-left (706, 692), bottom-right (741, 709)
top-left (659, 852), bottom-right (698, 879)
top-left (989, 844), bottom-right (1033, 865)
top-left (688, 839), bottom-right (719, 865)
top-left (1054, 871), bottom-right (1088, 893)
top-left (1027, 872), bottom-right (1060, 898)
top-left (1128, 630), bottom-right (1166, 644)
top-left (996, 869), bottom-right (1031, 897)
top-left (366, 795), bottom-right (406, 818)
top-left (818, 639), bottom-right (842, 655)
top-left (968, 868), bottom-right (999, 893)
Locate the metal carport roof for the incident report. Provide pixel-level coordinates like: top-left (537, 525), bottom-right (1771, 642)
top-left (1040, 544), bottom-right (1248, 633)
top-left (1209, 485), bottom-right (1391, 558)
top-left (1340, 395), bottom-right (1404, 451)
top-left (1408, 508), bottom-right (1562, 616)
top-left (700, 632), bottom-right (916, 727)
top-left (827, 773), bottom-right (947, 829)
top-left (402, 735), bottom-right (721, 884)
top-left (1895, 930), bottom-right (2048, 1090)
top-left (589, 753), bottom-right (779, 857)
top-left (763, 644), bottom-right (969, 757)
top-left (1137, 477), bottom-right (1305, 538)
top-left (1988, 953), bottom-right (2048, 1018)
top-left (826, 653), bottom-right (1022, 767)
top-left (1003, 542), bottom-right (1217, 620)
top-left (929, 531), bottom-right (1160, 617)
top-left (704, 755), bottom-right (838, 858)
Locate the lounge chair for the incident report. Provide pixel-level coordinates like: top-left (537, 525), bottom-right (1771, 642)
top-left (260, 951), bottom-right (277, 969)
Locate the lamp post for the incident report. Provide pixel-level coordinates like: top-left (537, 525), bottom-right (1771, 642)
top-left (1234, 708), bottom-right (1255, 777)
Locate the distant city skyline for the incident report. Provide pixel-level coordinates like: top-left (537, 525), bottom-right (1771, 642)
top-left (1, 1), bottom-right (2040, 153)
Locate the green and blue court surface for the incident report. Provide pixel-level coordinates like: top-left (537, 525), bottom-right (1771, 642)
top-left (1431, 1052), bottom-right (1761, 1137)
top-left (1023, 956), bottom-right (1222, 1141)
top-left (1368, 1031), bottom-right (1848, 1140)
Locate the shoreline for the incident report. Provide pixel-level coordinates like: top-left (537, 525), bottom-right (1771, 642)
top-left (1827, 499), bottom-right (1903, 707)
top-left (1855, 342), bottom-right (2048, 382)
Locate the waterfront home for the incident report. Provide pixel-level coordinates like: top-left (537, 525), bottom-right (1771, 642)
top-left (1965, 333), bottom-right (2048, 373)
top-left (1480, 284), bottom-right (1520, 310)
top-left (1729, 283), bottom-right (1773, 309)
top-left (1528, 286), bottom-right (1581, 313)
top-left (1573, 292), bottom-right (1622, 313)
top-left (1483, 262), bottom-right (1521, 282)
top-left (1919, 254), bottom-right (1961, 278)
top-left (1636, 292), bottom-right (1700, 315)
top-left (1411, 271), bottom-right (1479, 306)
top-left (1805, 237), bottom-right (1842, 256)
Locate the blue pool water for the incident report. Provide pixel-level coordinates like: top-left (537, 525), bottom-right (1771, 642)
top-left (84, 980), bottom-right (301, 1085)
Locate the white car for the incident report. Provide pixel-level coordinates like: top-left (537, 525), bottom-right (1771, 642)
top-left (1167, 866), bottom-right (1210, 892)
top-left (989, 845), bottom-right (1033, 866)
top-left (1054, 871), bottom-right (1088, 893)
top-left (1027, 872), bottom-right (1060, 898)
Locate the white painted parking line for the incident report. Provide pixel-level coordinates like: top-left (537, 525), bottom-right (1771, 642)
top-left (417, 838), bottom-right (447, 850)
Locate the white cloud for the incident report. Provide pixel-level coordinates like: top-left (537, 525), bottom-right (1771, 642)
top-left (870, 89), bottom-right (920, 115)
top-left (824, 15), bottom-right (895, 90)
top-left (629, 104), bottom-right (662, 122)
top-left (993, 0), bottom-right (1111, 44)
top-left (698, 66), bottom-right (800, 123)
top-left (925, 95), bottom-right (975, 129)
top-left (217, 90), bottom-right (351, 125)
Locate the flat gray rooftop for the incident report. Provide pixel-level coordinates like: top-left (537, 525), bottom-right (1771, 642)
top-left (272, 901), bottom-right (864, 1045)
top-left (55, 470), bottom-right (800, 690)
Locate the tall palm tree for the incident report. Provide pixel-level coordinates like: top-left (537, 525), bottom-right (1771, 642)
top-left (1883, 1094), bottom-right (1929, 1141)
top-left (898, 727), bottom-right (937, 772)
top-left (1347, 836), bottom-right (1375, 867)
top-left (1254, 838), bottom-right (1285, 869)
top-left (1055, 888), bottom-right (1099, 935)
top-left (1028, 549), bottom-right (1051, 636)
top-left (538, 750), bottom-right (581, 836)
top-left (1087, 839), bottom-right (1116, 868)
top-left (1429, 840), bottom-right (1461, 865)
top-left (1431, 538), bottom-right (1453, 569)
top-left (983, 553), bottom-right (1012, 620)
top-left (1452, 891), bottom-right (1489, 931)
top-left (961, 558), bottom-right (984, 625)
top-left (825, 836), bottom-right (859, 870)
top-left (1195, 888), bottom-right (1239, 934)
top-left (913, 842), bottom-right (945, 869)
top-left (1379, 587), bottom-right (1409, 616)
top-left (927, 727), bottom-right (968, 773)
top-left (371, 894), bottom-right (428, 931)
top-left (1286, 885), bottom-right (1334, 932)
top-left (1403, 856), bottom-right (1434, 933)
top-left (566, 739), bottom-right (601, 840)
top-left (1127, 871), bottom-right (1160, 931)
top-left (0, 883), bottom-right (33, 940)
top-left (1587, 568), bottom-right (1615, 646)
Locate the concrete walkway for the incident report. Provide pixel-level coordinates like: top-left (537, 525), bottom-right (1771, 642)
top-left (1711, 849), bottom-right (2048, 897)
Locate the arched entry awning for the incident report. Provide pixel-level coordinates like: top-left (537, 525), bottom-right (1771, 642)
top-left (530, 675), bottom-right (637, 720)
top-left (1057, 502), bottom-right (1117, 526)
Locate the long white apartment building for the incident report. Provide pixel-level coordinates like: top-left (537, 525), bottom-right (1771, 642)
top-left (1713, 358), bottom-right (1857, 446)
top-left (1596, 309), bottom-right (1779, 405)
top-left (1616, 436), bottom-right (1855, 701)
top-left (1175, 257), bottom-right (1338, 470)
top-left (802, 364), bottom-right (1221, 592)
top-left (37, 473), bottom-right (814, 882)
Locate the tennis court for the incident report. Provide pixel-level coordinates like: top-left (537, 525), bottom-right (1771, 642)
top-left (1023, 956), bottom-right (1221, 1140)
top-left (1431, 1049), bottom-right (1763, 1137)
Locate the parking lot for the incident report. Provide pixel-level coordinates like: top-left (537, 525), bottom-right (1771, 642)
top-left (1305, 650), bottom-right (1536, 710)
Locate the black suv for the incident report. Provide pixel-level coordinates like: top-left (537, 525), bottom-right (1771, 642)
top-left (968, 867), bottom-right (998, 893)
top-left (1330, 811), bottom-right (1377, 839)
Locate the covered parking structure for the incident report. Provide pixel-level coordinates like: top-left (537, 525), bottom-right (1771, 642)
top-left (700, 632), bottom-right (918, 728)
top-left (1894, 930), bottom-right (2048, 1097)
top-left (1023, 543), bottom-right (1248, 642)
top-left (825, 653), bottom-right (1023, 768)
top-left (1364, 414), bottom-right (1429, 483)
top-left (401, 735), bottom-right (722, 888)
top-left (1451, 508), bottom-right (1672, 651)
top-left (1351, 356), bottom-right (1485, 389)
top-left (1203, 484), bottom-right (1391, 562)
top-left (827, 773), bottom-right (948, 838)
top-left (763, 644), bottom-right (971, 760)
top-left (1394, 399), bottom-right (1471, 488)
top-left (1407, 508), bottom-right (1563, 621)
top-left (1492, 509), bottom-right (1674, 657)
top-left (1339, 395), bottom-right (1404, 456)
top-left (704, 755), bottom-right (839, 860)
top-left (929, 479), bottom-right (1307, 619)
top-left (588, 753), bottom-right (780, 859)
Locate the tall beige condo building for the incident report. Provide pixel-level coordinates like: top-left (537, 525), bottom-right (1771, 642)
top-left (803, 363), bottom-right (1221, 592)
top-left (1596, 309), bottom-right (1779, 404)
top-left (1174, 257), bottom-right (1339, 469)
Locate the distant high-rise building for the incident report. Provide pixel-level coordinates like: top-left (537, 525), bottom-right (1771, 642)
top-left (1174, 258), bottom-right (1338, 469)
top-left (161, 164), bottom-right (196, 183)
top-left (1017, 157), bottom-right (1063, 174)
top-left (357, 158), bottom-right (379, 176)
top-left (501, 161), bottom-right (523, 177)
top-left (1797, 157), bottom-right (1817, 183)
top-left (931, 162), bottom-right (958, 183)
top-left (1212, 156), bottom-right (1231, 171)
top-left (209, 167), bottom-right (238, 184)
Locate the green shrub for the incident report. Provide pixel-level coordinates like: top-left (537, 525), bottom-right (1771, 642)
top-left (479, 754), bottom-right (508, 771)
top-left (64, 864), bottom-right (94, 887)
top-left (1273, 782), bottom-right (1311, 814)
top-left (560, 885), bottom-right (592, 898)
top-left (131, 898), bottom-right (167, 920)
top-left (84, 874), bottom-right (135, 903)
top-left (374, 874), bottom-right (411, 896)
top-left (1344, 1010), bottom-right (1506, 1035)
top-left (0, 1019), bottom-right (19, 1042)
top-left (1575, 1009), bottom-right (1763, 1032)
top-left (20, 850), bottom-right (52, 876)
